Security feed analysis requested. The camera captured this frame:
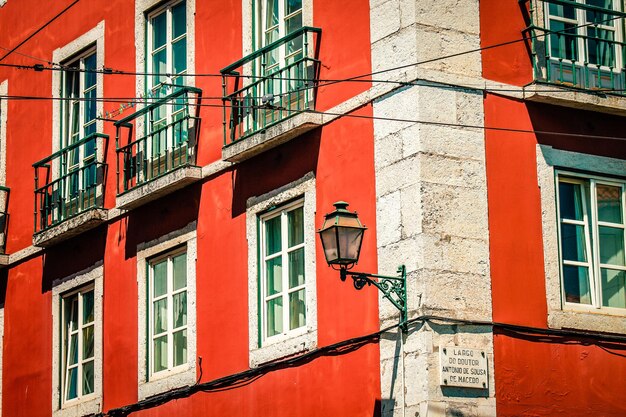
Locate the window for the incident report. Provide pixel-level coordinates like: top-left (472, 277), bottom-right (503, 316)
top-left (547, 0), bottom-right (621, 68)
top-left (52, 265), bottom-right (102, 416)
top-left (61, 49), bottom-right (98, 199)
top-left (148, 248), bottom-right (188, 376)
top-left (246, 174), bottom-right (317, 366)
top-left (557, 174), bottom-right (625, 310)
top-left (260, 200), bottom-right (307, 341)
top-left (61, 287), bottom-right (95, 403)
top-left (147, 0), bottom-right (187, 129)
top-left (136, 223), bottom-right (196, 399)
top-left (257, 0), bottom-right (303, 97)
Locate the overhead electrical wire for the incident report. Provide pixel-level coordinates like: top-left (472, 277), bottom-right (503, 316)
top-left (0, 0), bottom-right (81, 62)
top-left (2, 94), bottom-right (625, 143)
top-left (97, 314), bottom-right (626, 417)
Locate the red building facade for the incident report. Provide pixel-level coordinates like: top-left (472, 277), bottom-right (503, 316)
top-left (0, 0), bottom-right (624, 416)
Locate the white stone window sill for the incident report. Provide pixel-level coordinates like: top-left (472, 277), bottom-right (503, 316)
top-left (549, 308), bottom-right (626, 335)
top-left (250, 329), bottom-right (317, 368)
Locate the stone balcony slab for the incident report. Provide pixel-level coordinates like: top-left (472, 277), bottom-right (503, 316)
top-left (116, 165), bottom-right (203, 210)
top-left (33, 208), bottom-right (108, 247)
top-left (222, 112), bottom-right (323, 163)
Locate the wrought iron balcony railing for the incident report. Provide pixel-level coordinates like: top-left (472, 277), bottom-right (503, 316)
top-left (34, 133), bottom-right (108, 233)
top-left (114, 86), bottom-right (202, 194)
top-left (527, 0), bottom-right (626, 94)
top-left (221, 26), bottom-right (321, 146)
top-left (0, 185), bottom-right (9, 253)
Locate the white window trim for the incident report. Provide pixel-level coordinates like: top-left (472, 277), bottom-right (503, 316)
top-left (247, 172), bottom-right (317, 367)
top-left (135, 0), bottom-right (195, 102)
top-left (51, 263), bottom-right (103, 417)
top-left (137, 222), bottom-right (197, 400)
top-left (537, 144), bottom-right (626, 333)
top-left (51, 22), bottom-right (105, 160)
top-left (241, 0), bottom-right (313, 61)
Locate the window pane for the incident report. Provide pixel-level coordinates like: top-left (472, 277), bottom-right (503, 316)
top-left (288, 247), bottom-right (304, 288)
top-left (83, 53), bottom-right (97, 88)
top-left (173, 329), bottom-right (187, 366)
top-left (587, 28), bottom-right (615, 67)
top-left (599, 226), bottom-right (625, 266)
top-left (549, 20), bottom-right (578, 61)
top-left (173, 253), bottom-right (187, 290)
top-left (152, 49), bottom-right (167, 86)
top-left (266, 297), bottom-right (283, 337)
top-left (266, 256), bottom-right (283, 295)
top-left (286, 14), bottom-right (303, 57)
top-left (561, 223), bottom-right (588, 262)
top-left (82, 290), bottom-right (94, 324)
top-left (289, 289), bottom-right (306, 330)
top-left (151, 12), bottom-right (167, 51)
top-left (173, 39), bottom-right (187, 75)
top-left (66, 367), bottom-right (78, 400)
top-left (287, 206), bottom-right (304, 247)
top-left (265, 0), bottom-right (279, 28)
top-left (586, 0), bottom-right (614, 25)
top-left (286, 0), bottom-right (302, 16)
top-left (153, 260), bottom-right (168, 297)
top-left (69, 334), bottom-right (78, 366)
top-left (265, 216), bottom-right (282, 255)
top-left (173, 291), bottom-right (187, 328)
top-left (153, 335), bottom-right (168, 372)
top-left (563, 265), bottom-right (592, 304)
top-left (601, 268), bottom-right (626, 308)
top-left (559, 181), bottom-right (584, 221)
top-left (549, 3), bottom-right (576, 19)
top-left (597, 184), bottom-right (623, 224)
top-left (172, 1), bottom-right (187, 39)
top-left (82, 360), bottom-right (94, 395)
top-left (82, 325), bottom-right (94, 359)
top-left (84, 89), bottom-right (97, 127)
top-left (66, 295), bottom-right (79, 332)
top-left (153, 298), bottom-right (168, 335)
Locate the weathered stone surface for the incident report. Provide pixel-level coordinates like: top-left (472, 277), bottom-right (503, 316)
top-left (33, 208), bottom-right (108, 247)
top-left (116, 166), bottom-right (203, 210)
top-left (222, 112), bottom-right (323, 162)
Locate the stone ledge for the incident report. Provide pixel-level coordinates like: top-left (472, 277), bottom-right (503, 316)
top-left (222, 112), bottom-right (323, 163)
top-left (33, 208), bottom-right (108, 248)
top-left (116, 165), bottom-right (203, 210)
top-left (523, 82), bottom-right (626, 116)
top-left (548, 309), bottom-right (626, 335)
top-left (0, 254), bottom-right (8, 267)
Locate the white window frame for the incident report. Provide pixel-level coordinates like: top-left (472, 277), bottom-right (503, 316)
top-left (537, 144), bottom-right (626, 334)
top-left (545, 0), bottom-right (623, 71)
top-left (246, 173), bottom-right (317, 367)
top-left (51, 264), bottom-right (103, 417)
top-left (136, 222), bottom-right (196, 400)
top-left (135, 0), bottom-right (195, 107)
top-left (147, 246), bottom-right (189, 377)
top-left (556, 172), bottom-right (626, 311)
top-left (51, 23), bottom-right (105, 211)
top-left (259, 199), bottom-right (307, 344)
top-left (60, 286), bottom-right (96, 405)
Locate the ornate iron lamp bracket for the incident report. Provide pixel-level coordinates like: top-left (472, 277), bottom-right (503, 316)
top-left (340, 265), bottom-right (408, 332)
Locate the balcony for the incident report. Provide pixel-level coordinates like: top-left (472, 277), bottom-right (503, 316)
top-left (115, 86), bottom-right (203, 210)
top-left (221, 27), bottom-right (322, 162)
top-left (526, 0), bottom-right (626, 113)
top-left (33, 134), bottom-right (108, 247)
top-left (0, 186), bottom-right (9, 265)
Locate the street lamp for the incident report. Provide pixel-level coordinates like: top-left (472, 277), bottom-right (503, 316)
top-left (318, 201), bottom-right (408, 331)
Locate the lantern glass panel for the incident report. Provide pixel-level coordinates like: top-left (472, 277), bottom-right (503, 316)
top-left (337, 227), bottom-right (364, 263)
top-left (320, 227), bottom-right (339, 264)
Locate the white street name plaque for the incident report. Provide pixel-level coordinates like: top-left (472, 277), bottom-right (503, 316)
top-left (439, 346), bottom-right (488, 389)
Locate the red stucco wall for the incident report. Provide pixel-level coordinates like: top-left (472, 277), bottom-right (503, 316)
top-left (0, 0), bottom-right (382, 415)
